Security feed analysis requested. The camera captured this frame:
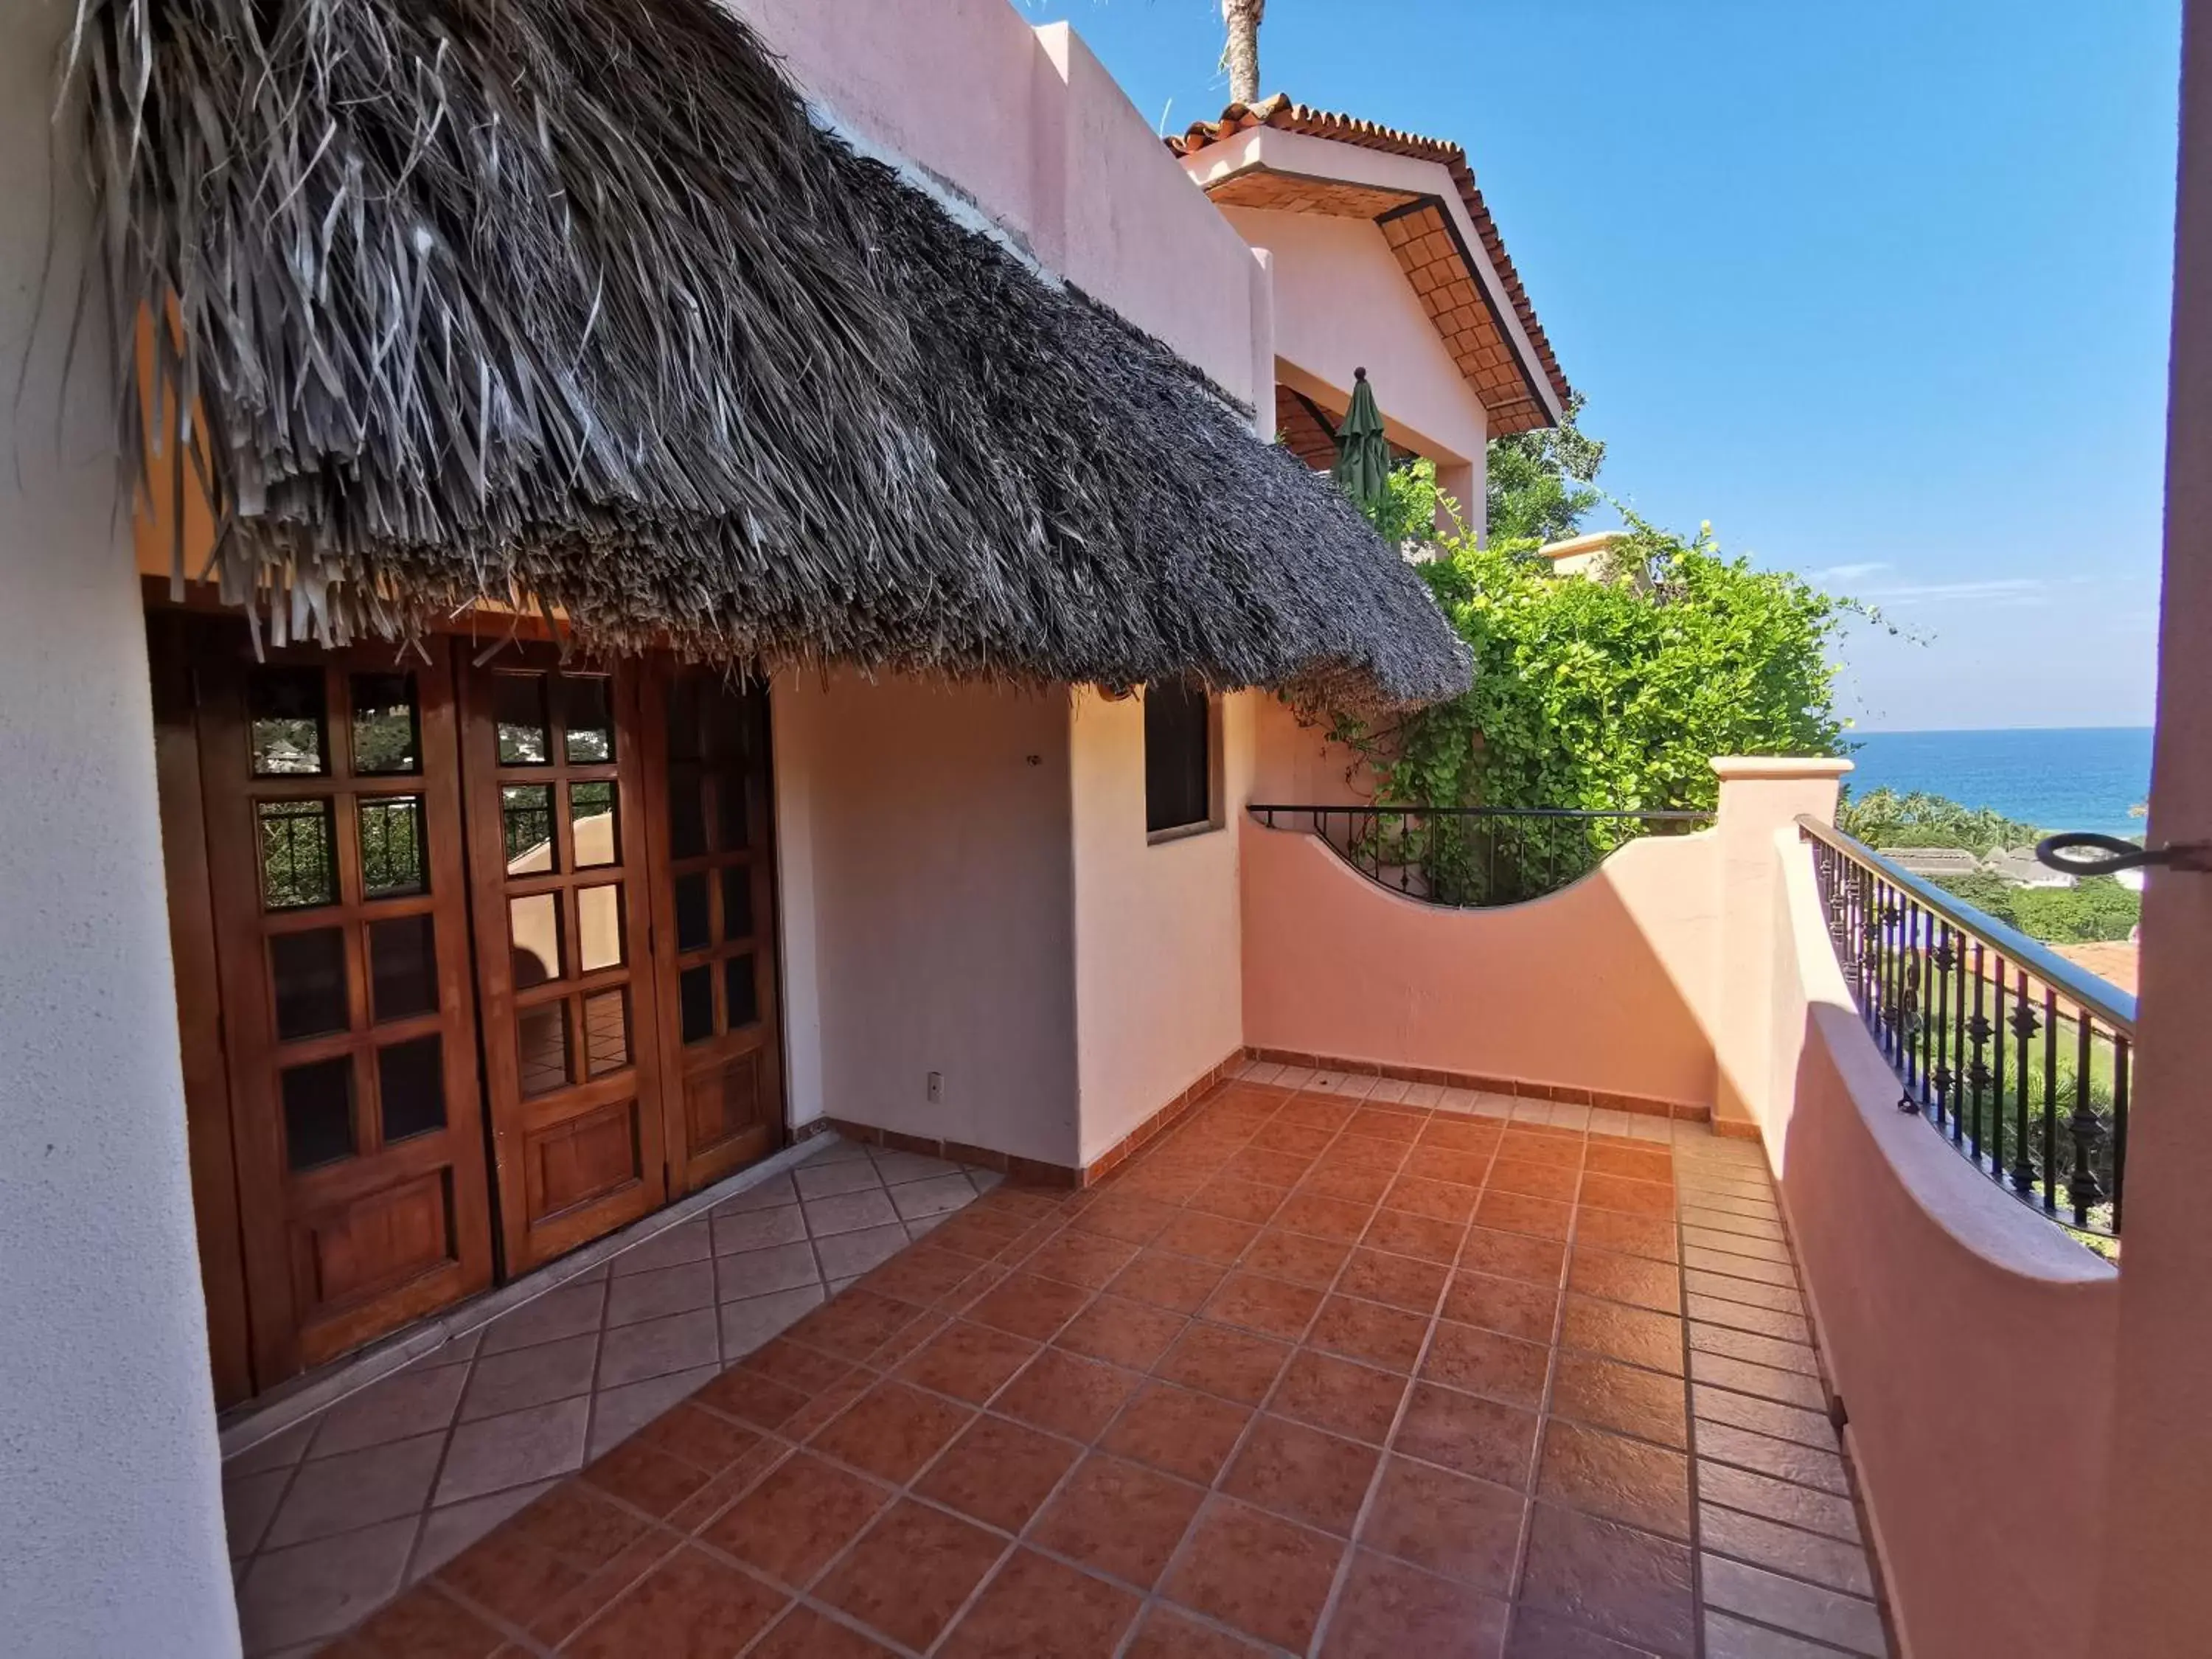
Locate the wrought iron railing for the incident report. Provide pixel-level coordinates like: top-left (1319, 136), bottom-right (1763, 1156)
top-left (1248, 804), bottom-right (1713, 907)
top-left (1799, 815), bottom-right (2134, 1241)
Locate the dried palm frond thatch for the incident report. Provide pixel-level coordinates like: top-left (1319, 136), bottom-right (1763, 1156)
top-left (67, 0), bottom-right (1472, 706)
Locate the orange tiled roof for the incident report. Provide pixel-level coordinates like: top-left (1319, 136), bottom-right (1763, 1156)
top-left (1172, 94), bottom-right (1572, 431)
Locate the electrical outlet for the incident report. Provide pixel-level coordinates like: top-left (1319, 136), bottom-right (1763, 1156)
top-left (926, 1071), bottom-right (944, 1104)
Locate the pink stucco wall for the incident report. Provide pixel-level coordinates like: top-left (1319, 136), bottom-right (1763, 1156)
top-left (1228, 206), bottom-right (1489, 479)
top-left (771, 672), bottom-right (1080, 1167)
top-left (1068, 687), bottom-right (1256, 1165)
top-left (1761, 832), bottom-right (2118, 1659)
top-left (731, 1), bottom-right (1265, 400)
top-left (1241, 818), bottom-right (1720, 1108)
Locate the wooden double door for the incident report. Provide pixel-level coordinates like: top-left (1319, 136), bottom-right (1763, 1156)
top-left (153, 615), bottom-right (783, 1403)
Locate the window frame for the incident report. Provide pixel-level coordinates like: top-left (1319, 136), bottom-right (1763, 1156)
top-left (1142, 680), bottom-right (1224, 844)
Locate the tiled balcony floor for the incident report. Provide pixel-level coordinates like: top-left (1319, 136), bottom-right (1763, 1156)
top-left (225, 1141), bottom-right (1002, 1655)
top-left (299, 1075), bottom-right (1889, 1658)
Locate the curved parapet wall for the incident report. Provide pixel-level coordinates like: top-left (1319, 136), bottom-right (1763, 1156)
top-left (1763, 829), bottom-right (2118, 1659)
top-left (1239, 813), bottom-right (1722, 1110)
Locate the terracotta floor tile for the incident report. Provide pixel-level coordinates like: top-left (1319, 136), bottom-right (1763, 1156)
top-left (939, 1548), bottom-right (1141, 1659)
top-left (1276, 1192), bottom-right (1379, 1243)
top-left (1298, 1163), bottom-right (1398, 1206)
top-left (1487, 1158), bottom-right (1584, 1203)
top-left (1443, 1270), bottom-right (1562, 1343)
top-left (343, 1582), bottom-right (507, 1659)
top-left (1321, 1135), bottom-right (1411, 1177)
top-left (1242, 1227), bottom-right (1354, 1287)
top-left (630, 1401), bottom-right (760, 1474)
top-left (1585, 1144), bottom-right (1674, 1184)
top-left (1473, 1190), bottom-right (1574, 1242)
top-left (1574, 1209), bottom-right (1680, 1263)
top-left (1155, 1211), bottom-right (1263, 1264)
top-left (1272, 1349), bottom-right (1410, 1445)
top-left (1183, 1176), bottom-right (1287, 1225)
top-left (1519, 1502), bottom-right (1695, 1657)
top-left (579, 1435), bottom-right (712, 1521)
top-left (810, 1378), bottom-right (973, 1484)
top-left (966, 1271), bottom-right (1094, 1341)
top-left (502, 1480), bottom-right (649, 1569)
top-left (526, 1526), bottom-right (682, 1646)
top-left (562, 1543), bottom-right (787, 1658)
top-left (786, 1287), bottom-right (927, 1363)
top-left (1319, 1550), bottom-right (1510, 1658)
top-left (1224, 1146), bottom-right (1316, 1189)
top-left (995, 1346), bottom-right (1143, 1441)
top-left (1562, 1295), bottom-right (1686, 1377)
top-left (1127, 1605), bottom-right (1276, 1658)
top-left (914, 1413), bottom-right (1082, 1533)
top-left (1155, 1321), bottom-right (1293, 1405)
top-left (896, 1319), bottom-right (1040, 1402)
top-left (1362, 1208), bottom-right (1468, 1266)
top-left (1165, 1496), bottom-right (1346, 1653)
top-left (1568, 1247), bottom-right (1683, 1316)
top-left (1419, 1118), bottom-right (1504, 1153)
top-left (862, 1244), bottom-right (985, 1307)
top-left (1395, 1382), bottom-right (1540, 1489)
top-left (1066, 1193), bottom-right (1180, 1246)
top-left (1023, 1230), bottom-right (1144, 1290)
top-left (1222, 1414), bottom-right (1380, 1535)
top-left (1281, 1096), bottom-right (1358, 1130)
top-left (1102, 1381), bottom-right (1253, 1484)
top-left (1108, 1248), bottom-right (1229, 1314)
top-left (1504, 1606), bottom-right (1663, 1658)
top-left (1552, 1353), bottom-right (1689, 1451)
top-left (689, 1364), bottom-right (809, 1432)
top-left (1405, 1145), bottom-right (1496, 1187)
top-left (739, 1335), bottom-right (856, 1396)
top-left (1422, 1321), bottom-right (1551, 1410)
top-left (749, 1604), bottom-right (899, 1658)
top-left (698, 1451), bottom-right (890, 1588)
top-left (1033, 1452), bottom-right (1208, 1587)
top-left (1460, 1228), bottom-right (1568, 1287)
top-left (1579, 1173), bottom-right (1677, 1219)
top-left (1310, 1295), bottom-right (1429, 1372)
top-left (1384, 1174), bottom-right (1482, 1222)
top-left (1360, 1453), bottom-right (1523, 1592)
top-left (1251, 1120), bottom-right (1338, 1158)
top-left (1203, 1269), bottom-right (1325, 1340)
top-left (1537, 1419), bottom-right (1692, 1540)
top-left (815, 1498), bottom-right (1008, 1652)
top-left (1056, 1293), bottom-right (1190, 1371)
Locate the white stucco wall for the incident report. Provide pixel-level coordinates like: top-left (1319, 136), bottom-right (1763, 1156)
top-left (0, 3), bottom-right (241, 1653)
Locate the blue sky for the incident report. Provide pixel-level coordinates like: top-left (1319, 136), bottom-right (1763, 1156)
top-left (1022, 0), bottom-right (2183, 731)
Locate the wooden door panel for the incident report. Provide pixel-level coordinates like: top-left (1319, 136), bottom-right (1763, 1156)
top-left (192, 624), bottom-right (493, 1382)
top-left (645, 668), bottom-right (785, 1195)
top-left (461, 648), bottom-right (667, 1271)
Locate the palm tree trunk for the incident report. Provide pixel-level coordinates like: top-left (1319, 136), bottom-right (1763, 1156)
top-left (1222, 0), bottom-right (1265, 105)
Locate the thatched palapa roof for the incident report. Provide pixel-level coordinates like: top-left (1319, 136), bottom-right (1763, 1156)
top-left (70, 0), bottom-right (1472, 706)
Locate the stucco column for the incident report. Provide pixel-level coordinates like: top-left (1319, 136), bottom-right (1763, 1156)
top-left (0, 4), bottom-right (242, 1654)
top-left (2092, 2), bottom-right (2212, 1647)
top-left (1709, 758), bottom-right (1852, 1135)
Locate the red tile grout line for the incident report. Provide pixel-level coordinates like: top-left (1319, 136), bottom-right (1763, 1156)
top-left (330, 1084), bottom-right (1703, 1656)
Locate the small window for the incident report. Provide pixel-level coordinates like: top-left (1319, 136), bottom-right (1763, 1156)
top-left (1144, 681), bottom-right (1214, 838)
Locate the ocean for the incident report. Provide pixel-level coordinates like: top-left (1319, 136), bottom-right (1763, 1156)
top-left (1843, 727), bottom-right (2154, 840)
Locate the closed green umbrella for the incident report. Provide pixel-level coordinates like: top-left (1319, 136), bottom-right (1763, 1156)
top-left (1332, 366), bottom-right (1392, 515)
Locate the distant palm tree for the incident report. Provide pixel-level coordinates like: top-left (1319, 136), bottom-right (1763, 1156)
top-left (1222, 0), bottom-right (1266, 105)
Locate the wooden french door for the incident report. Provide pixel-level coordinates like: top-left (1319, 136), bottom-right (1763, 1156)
top-left (190, 622), bottom-right (494, 1380)
top-left (644, 669), bottom-right (785, 1196)
top-left (457, 647), bottom-right (670, 1272)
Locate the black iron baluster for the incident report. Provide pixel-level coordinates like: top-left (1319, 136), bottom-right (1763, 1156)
top-left (2008, 967), bottom-right (2038, 1196)
top-left (2110, 1037), bottom-right (2129, 1234)
top-left (1930, 922), bottom-right (1955, 1135)
top-left (1964, 942), bottom-right (1992, 1165)
top-left (2067, 1014), bottom-right (2106, 1228)
top-left (2039, 986), bottom-right (2059, 1214)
